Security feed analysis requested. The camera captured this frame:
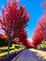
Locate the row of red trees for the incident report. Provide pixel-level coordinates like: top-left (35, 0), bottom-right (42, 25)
top-left (0, 0), bottom-right (34, 48)
top-left (32, 14), bottom-right (46, 46)
top-left (0, 0), bottom-right (46, 53)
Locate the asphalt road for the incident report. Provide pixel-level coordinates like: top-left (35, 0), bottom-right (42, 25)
top-left (12, 49), bottom-right (46, 61)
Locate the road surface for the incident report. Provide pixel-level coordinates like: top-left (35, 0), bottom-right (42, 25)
top-left (12, 49), bottom-right (46, 61)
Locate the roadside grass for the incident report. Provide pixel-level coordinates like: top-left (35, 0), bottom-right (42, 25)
top-left (0, 44), bottom-right (23, 57)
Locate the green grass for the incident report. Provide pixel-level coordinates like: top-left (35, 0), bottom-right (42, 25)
top-left (0, 49), bottom-right (20, 56)
top-left (0, 44), bottom-right (24, 57)
top-left (41, 40), bottom-right (46, 48)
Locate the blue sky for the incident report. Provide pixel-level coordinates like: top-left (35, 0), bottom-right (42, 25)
top-left (0, 0), bottom-right (44, 40)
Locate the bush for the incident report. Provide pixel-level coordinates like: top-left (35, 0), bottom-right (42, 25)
top-left (0, 38), bottom-right (12, 47)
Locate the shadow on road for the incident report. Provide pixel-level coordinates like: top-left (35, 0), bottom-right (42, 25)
top-left (0, 52), bottom-right (19, 61)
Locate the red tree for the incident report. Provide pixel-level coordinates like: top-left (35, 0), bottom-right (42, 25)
top-left (0, 0), bottom-right (29, 42)
top-left (38, 14), bottom-right (46, 40)
top-left (32, 28), bottom-right (44, 46)
top-left (0, 0), bottom-right (29, 57)
top-left (19, 29), bottom-right (34, 47)
top-left (32, 14), bottom-right (46, 47)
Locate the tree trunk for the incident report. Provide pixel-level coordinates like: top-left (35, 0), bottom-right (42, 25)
top-left (7, 40), bottom-right (11, 60)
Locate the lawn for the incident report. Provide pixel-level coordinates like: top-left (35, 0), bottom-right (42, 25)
top-left (0, 44), bottom-right (23, 57)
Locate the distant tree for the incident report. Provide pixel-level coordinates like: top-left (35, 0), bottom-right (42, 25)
top-left (32, 14), bottom-right (46, 47)
top-left (0, 0), bottom-right (29, 58)
top-left (38, 14), bottom-right (46, 40)
top-left (32, 28), bottom-right (44, 46)
top-left (41, 40), bottom-right (46, 48)
top-left (31, 0), bottom-right (46, 48)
